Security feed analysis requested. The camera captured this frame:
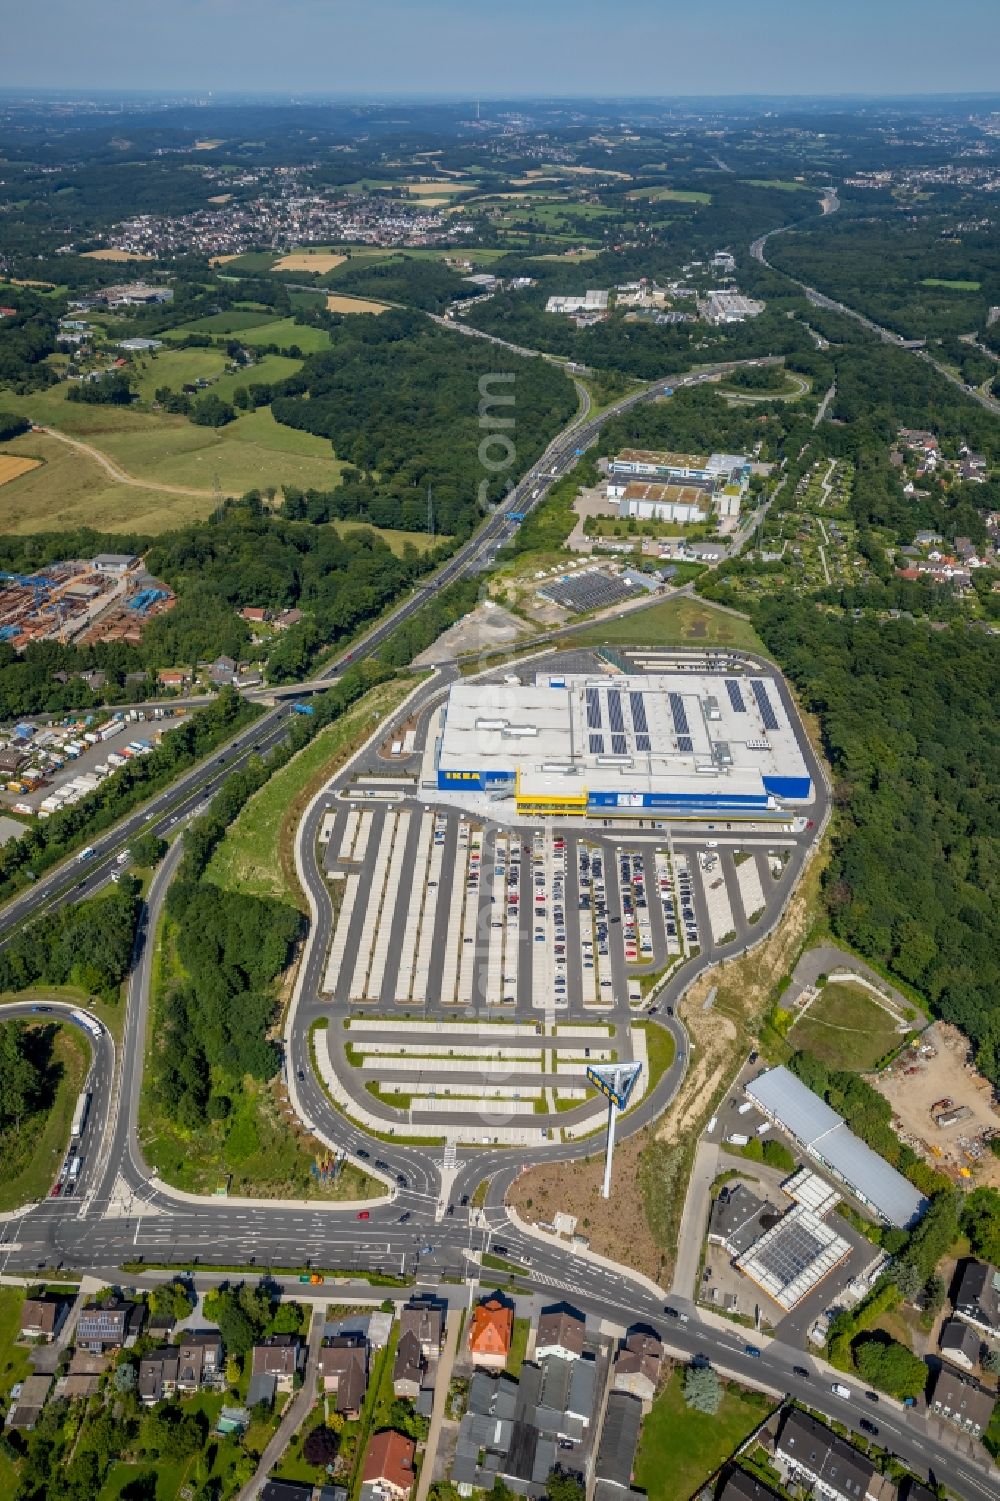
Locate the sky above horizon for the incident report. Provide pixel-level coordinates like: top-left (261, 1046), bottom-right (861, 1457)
top-left (7, 0), bottom-right (1000, 97)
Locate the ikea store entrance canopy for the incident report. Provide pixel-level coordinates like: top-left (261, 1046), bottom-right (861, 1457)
top-left (435, 672), bottom-right (812, 815)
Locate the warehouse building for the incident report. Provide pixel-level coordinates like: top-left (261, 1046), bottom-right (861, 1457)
top-left (744, 1067), bottom-right (927, 1229)
top-left (433, 672), bottom-right (812, 817)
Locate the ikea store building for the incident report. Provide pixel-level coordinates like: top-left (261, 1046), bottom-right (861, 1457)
top-left (434, 672), bottom-right (812, 818)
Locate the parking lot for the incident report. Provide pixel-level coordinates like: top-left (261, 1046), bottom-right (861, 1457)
top-left (318, 802), bottom-right (792, 1020)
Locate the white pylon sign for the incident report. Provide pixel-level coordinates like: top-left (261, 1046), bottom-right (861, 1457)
top-left (586, 1062), bottom-right (642, 1198)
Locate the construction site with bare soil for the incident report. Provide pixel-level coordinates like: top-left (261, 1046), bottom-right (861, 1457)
top-left (872, 1021), bottom-right (1000, 1187)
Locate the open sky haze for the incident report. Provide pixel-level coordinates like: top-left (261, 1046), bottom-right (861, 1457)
top-left (6, 0), bottom-right (1000, 97)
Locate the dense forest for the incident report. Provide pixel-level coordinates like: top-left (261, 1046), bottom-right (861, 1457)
top-left (767, 215), bottom-right (1000, 341)
top-left (269, 309), bottom-right (577, 533)
top-left (144, 499), bottom-right (440, 683)
top-left (757, 601), bottom-right (1000, 1085)
top-left (0, 883), bottom-right (139, 999)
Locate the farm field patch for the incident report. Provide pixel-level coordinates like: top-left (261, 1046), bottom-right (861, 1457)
top-left (272, 251), bottom-right (348, 273)
top-left (81, 247), bottom-right (153, 261)
top-left (326, 293), bottom-right (392, 315)
top-left (0, 454), bottom-right (41, 487)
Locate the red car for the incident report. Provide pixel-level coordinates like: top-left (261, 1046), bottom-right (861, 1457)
top-left (50, 1183), bottom-right (62, 1198)
top-left (356, 1210), bottom-right (370, 1220)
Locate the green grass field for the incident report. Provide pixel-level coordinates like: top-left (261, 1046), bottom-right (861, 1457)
top-left (633, 1368), bottom-right (774, 1501)
top-left (334, 518), bottom-right (446, 555)
top-left (0, 380), bottom-right (345, 521)
top-left (131, 345), bottom-right (229, 401)
top-left (790, 982), bottom-right (905, 1071)
top-left (920, 278), bottom-right (982, 291)
top-left (0, 1023), bottom-right (90, 1211)
top-left (205, 677), bottom-right (419, 909)
top-left (570, 597), bottom-right (766, 655)
top-left (627, 186), bottom-right (711, 203)
top-left (237, 317), bottom-right (333, 352)
top-left (744, 178), bottom-right (813, 191)
top-left (0, 429), bottom-right (215, 533)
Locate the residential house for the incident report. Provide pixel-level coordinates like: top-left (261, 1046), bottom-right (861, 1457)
top-left (20, 1295), bottom-right (68, 1342)
top-left (774, 1410), bottom-right (877, 1501)
top-left (76, 1299), bottom-right (142, 1353)
top-left (261, 1483), bottom-right (313, 1501)
top-left (940, 1318), bottom-right (981, 1372)
top-left (252, 1334), bottom-right (303, 1394)
top-left (361, 1428), bottom-right (416, 1501)
top-left (240, 606), bottom-right (271, 625)
top-left (953, 1259), bottom-right (1000, 1337)
top-left (928, 1368), bottom-right (995, 1436)
top-left (535, 1306), bottom-right (585, 1363)
top-left (716, 1469), bottom-right (783, 1501)
top-left (612, 1328), bottom-right (663, 1404)
top-left (399, 1296), bottom-right (445, 1358)
top-left (392, 1329), bottom-right (426, 1402)
top-left (6, 1374), bottom-right (53, 1430)
top-left (177, 1330), bottom-right (224, 1391)
top-left (63, 1350), bottom-right (109, 1401)
top-left (469, 1298), bottom-right (513, 1370)
top-left (138, 1348), bottom-right (180, 1405)
top-left (319, 1335), bottom-right (368, 1417)
top-left (157, 668), bottom-right (193, 689)
top-left (208, 655), bottom-right (237, 686)
top-left (523, 1353), bottom-right (597, 1442)
top-left (594, 1392), bottom-right (643, 1493)
top-left (274, 608), bottom-right (304, 631)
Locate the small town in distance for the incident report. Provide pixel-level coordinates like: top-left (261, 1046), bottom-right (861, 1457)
top-left (0, 7), bottom-right (999, 1501)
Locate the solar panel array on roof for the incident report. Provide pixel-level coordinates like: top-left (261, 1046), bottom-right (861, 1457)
top-left (611, 735), bottom-right (628, 755)
top-left (629, 692), bottom-right (649, 734)
top-left (677, 735), bottom-right (693, 754)
top-left (635, 734), bottom-right (651, 753)
top-left (586, 688), bottom-right (601, 730)
top-left (589, 734), bottom-right (604, 754)
top-left (541, 572), bottom-right (635, 614)
top-left (726, 679), bottom-right (747, 712)
top-left (750, 679), bottom-right (779, 732)
top-left (608, 690), bottom-right (625, 735)
top-left (669, 692), bottom-right (690, 736)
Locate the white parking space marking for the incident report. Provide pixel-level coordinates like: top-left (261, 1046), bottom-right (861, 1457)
top-left (411, 814), bottom-right (448, 1003)
top-left (577, 843), bottom-right (596, 1007)
top-left (457, 827), bottom-right (483, 1006)
top-left (348, 811), bottom-right (397, 1000)
top-left (394, 812), bottom-right (433, 1003)
top-left (700, 849), bottom-right (735, 944)
top-left (338, 808), bottom-right (361, 860)
top-left (735, 852), bottom-right (765, 923)
top-left (439, 820), bottom-right (470, 1005)
top-left (322, 871), bottom-right (361, 994)
top-left (486, 833), bottom-right (507, 1007)
top-left (675, 854), bottom-right (700, 951)
top-left (654, 848), bottom-right (682, 955)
